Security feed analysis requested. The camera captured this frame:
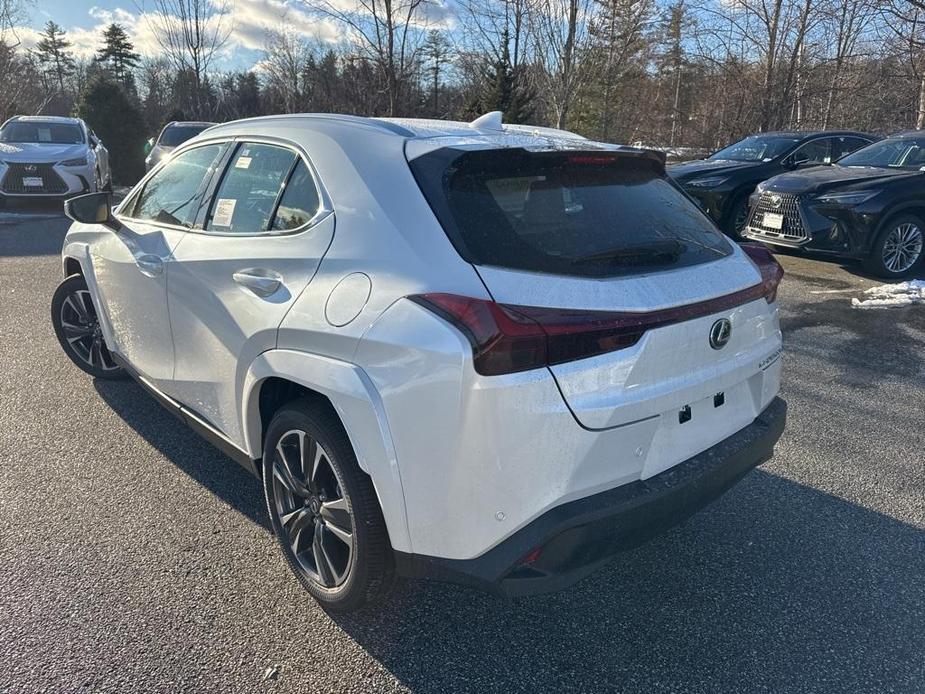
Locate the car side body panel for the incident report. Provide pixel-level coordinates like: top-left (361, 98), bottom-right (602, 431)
top-left (241, 348), bottom-right (413, 554)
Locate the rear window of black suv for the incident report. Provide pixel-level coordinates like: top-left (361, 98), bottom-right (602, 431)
top-left (409, 147), bottom-right (732, 278)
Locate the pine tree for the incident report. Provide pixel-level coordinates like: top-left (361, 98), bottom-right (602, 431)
top-left (76, 73), bottom-right (147, 185)
top-left (96, 23), bottom-right (140, 87)
top-left (422, 30), bottom-right (451, 116)
top-left (476, 29), bottom-right (535, 124)
top-left (35, 21), bottom-right (76, 93)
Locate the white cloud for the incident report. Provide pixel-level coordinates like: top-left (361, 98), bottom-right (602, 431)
top-left (14, 0), bottom-right (352, 67)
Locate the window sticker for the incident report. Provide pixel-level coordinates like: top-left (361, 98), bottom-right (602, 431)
top-left (212, 198), bottom-right (237, 227)
top-left (38, 128), bottom-right (52, 142)
top-left (234, 156), bottom-right (252, 169)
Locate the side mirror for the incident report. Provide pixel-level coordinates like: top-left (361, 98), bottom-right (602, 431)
top-left (65, 192), bottom-right (119, 230)
top-left (144, 138), bottom-right (154, 155)
top-left (786, 153), bottom-right (813, 169)
top-left (89, 135), bottom-right (99, 147)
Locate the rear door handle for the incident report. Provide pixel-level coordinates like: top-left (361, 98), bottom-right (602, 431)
top-left (232, 269), bottom-right (282, 298)
top-left (135, 254), bottom-right (164, 277)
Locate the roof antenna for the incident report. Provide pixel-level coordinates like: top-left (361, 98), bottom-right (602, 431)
top-left (470, 111), bottom-right (503, 133)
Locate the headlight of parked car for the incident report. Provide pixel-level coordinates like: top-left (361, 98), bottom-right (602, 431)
top-left (59, 157), bottom-right (88, 167)
top-left (687, 176), bottom-right (729, 188)
top-left (814, 190), bottom-right (880, 205)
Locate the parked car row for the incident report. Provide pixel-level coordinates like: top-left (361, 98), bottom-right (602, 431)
top-left (0, 116), bottom-right (217, 210)
top-left (16, 112), bottom-right (925, 612)
top-left (669, 129), bottom-right (925, 277)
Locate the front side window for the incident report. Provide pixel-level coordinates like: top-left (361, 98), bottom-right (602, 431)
top-left (832, 137), bottom-right (871, 160)
top-left (709, 135), bottom-right (801, 162)
top-left (129, 144), bottom-right (224, 227)
top-left (205, 143), bottom-right (297, 233)
top-left (791, 139), bottom-right (831, 165)
top-left (0, 121), bottom-right (84, 144)
top-left (410, 148), bottom-right (732, 279)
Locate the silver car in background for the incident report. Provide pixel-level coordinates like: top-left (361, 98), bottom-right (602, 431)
top-left (0, 116), bottom-right (110, 207)
top-left (145, 121), bottom-right (215, 171)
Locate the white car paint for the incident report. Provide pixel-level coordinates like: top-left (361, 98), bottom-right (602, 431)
top-left (61, 113), bottom-right (783, 566)
top-left (0, 116), bottom-right (110, 198)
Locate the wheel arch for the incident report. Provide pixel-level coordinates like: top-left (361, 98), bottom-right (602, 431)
top-left (241, 349), bottom-right (412, 553)
top-left (869, 205), bottom-right (925, 254)
top-left (63, 255), bottom-right (83, 278)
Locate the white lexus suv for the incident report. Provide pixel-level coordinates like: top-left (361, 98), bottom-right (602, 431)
top-left (52, 113), bottom-right (786, 612)
top-left (0, 115), bottom-right (111, 206)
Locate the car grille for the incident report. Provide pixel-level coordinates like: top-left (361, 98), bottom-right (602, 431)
top-left (1, 163), bottom-right (68, 195)
top-left (746, 192), bottom-right (808, 243)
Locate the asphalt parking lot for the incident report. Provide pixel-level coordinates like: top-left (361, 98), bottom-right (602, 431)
top-left (0, 201), bottom-right (923, 694)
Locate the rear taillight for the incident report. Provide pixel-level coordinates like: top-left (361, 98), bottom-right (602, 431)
top-left (741, 243), bottom-right (785, 303)
top-left (411, 274), bottom-right (781, 376)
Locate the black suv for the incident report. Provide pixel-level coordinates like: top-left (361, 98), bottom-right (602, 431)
top-left (744, 132), bottom-right (925, 278)
top-left (669, 131), bottom-right (876, 238)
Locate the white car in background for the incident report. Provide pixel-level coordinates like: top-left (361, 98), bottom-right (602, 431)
top-left (0, 115), bottom-right (110, 207)
top-left (145, 121), bottom-right (215, 171)
top-left (52, 112), bottom-right (787, 612)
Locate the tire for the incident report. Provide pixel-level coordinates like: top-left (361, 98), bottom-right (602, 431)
top-left (262, 398), bottom-right (394, 612)
top-left (864, 213), bottom-right (925, 278)
top-left (725, 195), bottom-right (750, 240)
top-left (51, 274), bottom-right (127, 380)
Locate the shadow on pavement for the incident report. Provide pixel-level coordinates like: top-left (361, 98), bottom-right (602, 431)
top-left (331, 471), bottom-right (924, 693)
top-left (93, 376), bottom-right (924, 693)
top-left (0, 199), bottom-right (70, 257)
top-left (93, 378), bottom-right (269, 530)
top-left (780, 296), bottom-right (925, 388)
top-left (772, 246), bottom-right (925, 282)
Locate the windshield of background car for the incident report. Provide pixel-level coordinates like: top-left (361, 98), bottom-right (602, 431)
top-left (159, 125), bottom-right (209, 147)
top-left (0, 122), bottom-right (84, 144)
top-left (838, 137), bottom-right (925, 169)
top-left (409, 148), bottom-right (732, 279)
top-left (709, 135), bottom-right (801, 162)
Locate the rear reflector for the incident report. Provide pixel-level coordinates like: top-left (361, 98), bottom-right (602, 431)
top-left (410, 256), bottom-right (783, 376)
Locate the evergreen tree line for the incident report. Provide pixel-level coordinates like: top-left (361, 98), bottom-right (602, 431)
top-left (5, 1), bottom-right (925, 185)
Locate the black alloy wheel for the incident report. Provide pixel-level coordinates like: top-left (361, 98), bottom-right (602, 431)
top-left (51, 274), bottom-right (126, 379)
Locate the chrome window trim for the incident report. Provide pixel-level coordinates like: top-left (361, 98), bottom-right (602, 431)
top-left (115, 135), bottom-right (333, 238)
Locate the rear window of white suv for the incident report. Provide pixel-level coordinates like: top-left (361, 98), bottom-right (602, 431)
top-left (409, 148), bottom-right (732, 278)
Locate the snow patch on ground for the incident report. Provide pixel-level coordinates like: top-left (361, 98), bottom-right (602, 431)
top-left (851, 280), bottom-right (925, 309)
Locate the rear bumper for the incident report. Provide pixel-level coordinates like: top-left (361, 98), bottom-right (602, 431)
top-left (395, 396), bottom-right (787, 597)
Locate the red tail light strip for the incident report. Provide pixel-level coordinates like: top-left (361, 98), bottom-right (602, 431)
top-left (411, 248), bottom-right (783, 376)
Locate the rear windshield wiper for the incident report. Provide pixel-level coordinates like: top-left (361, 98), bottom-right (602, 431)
top-left (570, 239), bottom-right (684, 265)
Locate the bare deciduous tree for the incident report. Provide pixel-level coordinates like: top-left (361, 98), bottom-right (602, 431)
top-left (532, 0), bottom-right (593, 128)
top-left (305, 0), bottom-right (433, 116)
top-left (143, 0), bottom-right (231, 118)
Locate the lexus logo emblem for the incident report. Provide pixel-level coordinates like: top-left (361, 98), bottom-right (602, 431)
top-left (24, 165), bottom-right (37, 173)
top-left (768, 194), bottom-right (782, 208)
top-left (709, 318), bottom-right (732, 350)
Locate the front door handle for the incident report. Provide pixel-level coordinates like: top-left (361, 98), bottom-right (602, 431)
top-left (233, 269), bottom-right (282, 298)
top-left (135, 254), bottom-right (164, 277)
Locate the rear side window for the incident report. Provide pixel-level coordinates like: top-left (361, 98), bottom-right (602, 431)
top-left (409, 148), bottom-right (731, 278)
top-left (205, 143), bottom-right (296, 233)
top-left (130, 144), bottom-right (224, 227)
top-left (271, 161), bottom-right (321, 231)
